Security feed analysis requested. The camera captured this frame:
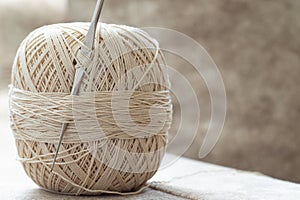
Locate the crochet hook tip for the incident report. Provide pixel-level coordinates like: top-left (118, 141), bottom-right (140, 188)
top-left (50, 149), bottom-right (59, 172)
top-left (51, 123), bottom-right (68, 171)
top-left (50, 162), bottom-right (55, 172)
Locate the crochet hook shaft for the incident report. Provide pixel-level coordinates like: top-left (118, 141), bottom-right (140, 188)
top-left (51, 0), bottom-right (105, 171)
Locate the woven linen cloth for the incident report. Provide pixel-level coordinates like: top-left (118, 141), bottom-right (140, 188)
top-left (149, 154), bottom-right (300, 200)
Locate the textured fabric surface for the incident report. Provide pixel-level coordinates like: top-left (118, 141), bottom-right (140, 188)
top-left (150, 155), bottom-right (300, 200)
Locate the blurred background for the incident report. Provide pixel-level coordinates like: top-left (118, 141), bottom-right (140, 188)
top-left (0, 0), bottom-right (299, 183)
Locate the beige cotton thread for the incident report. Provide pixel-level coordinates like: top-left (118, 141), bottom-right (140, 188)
top-left (9, 22), bottom-right (172, 195)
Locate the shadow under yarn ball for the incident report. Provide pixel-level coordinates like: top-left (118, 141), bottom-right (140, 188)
top-left (9, 23), bottom-right (172, 195)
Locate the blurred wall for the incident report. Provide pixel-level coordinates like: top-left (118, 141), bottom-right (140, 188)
top-left (0, 0), bottom-right (299, 183)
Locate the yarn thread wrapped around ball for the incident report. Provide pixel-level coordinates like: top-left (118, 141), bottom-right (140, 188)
top-left (9, 23), bottom-right (172, 195)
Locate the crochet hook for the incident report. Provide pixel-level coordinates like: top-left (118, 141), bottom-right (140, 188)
top-left (51, 0), bottom-right (105, 171)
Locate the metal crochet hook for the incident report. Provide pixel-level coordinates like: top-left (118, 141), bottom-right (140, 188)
top-left (51, 0), bottom-right (105, 171)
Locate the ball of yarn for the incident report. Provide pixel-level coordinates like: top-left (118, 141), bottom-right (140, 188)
top-left (9, 23), bottom-right (172, 195)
